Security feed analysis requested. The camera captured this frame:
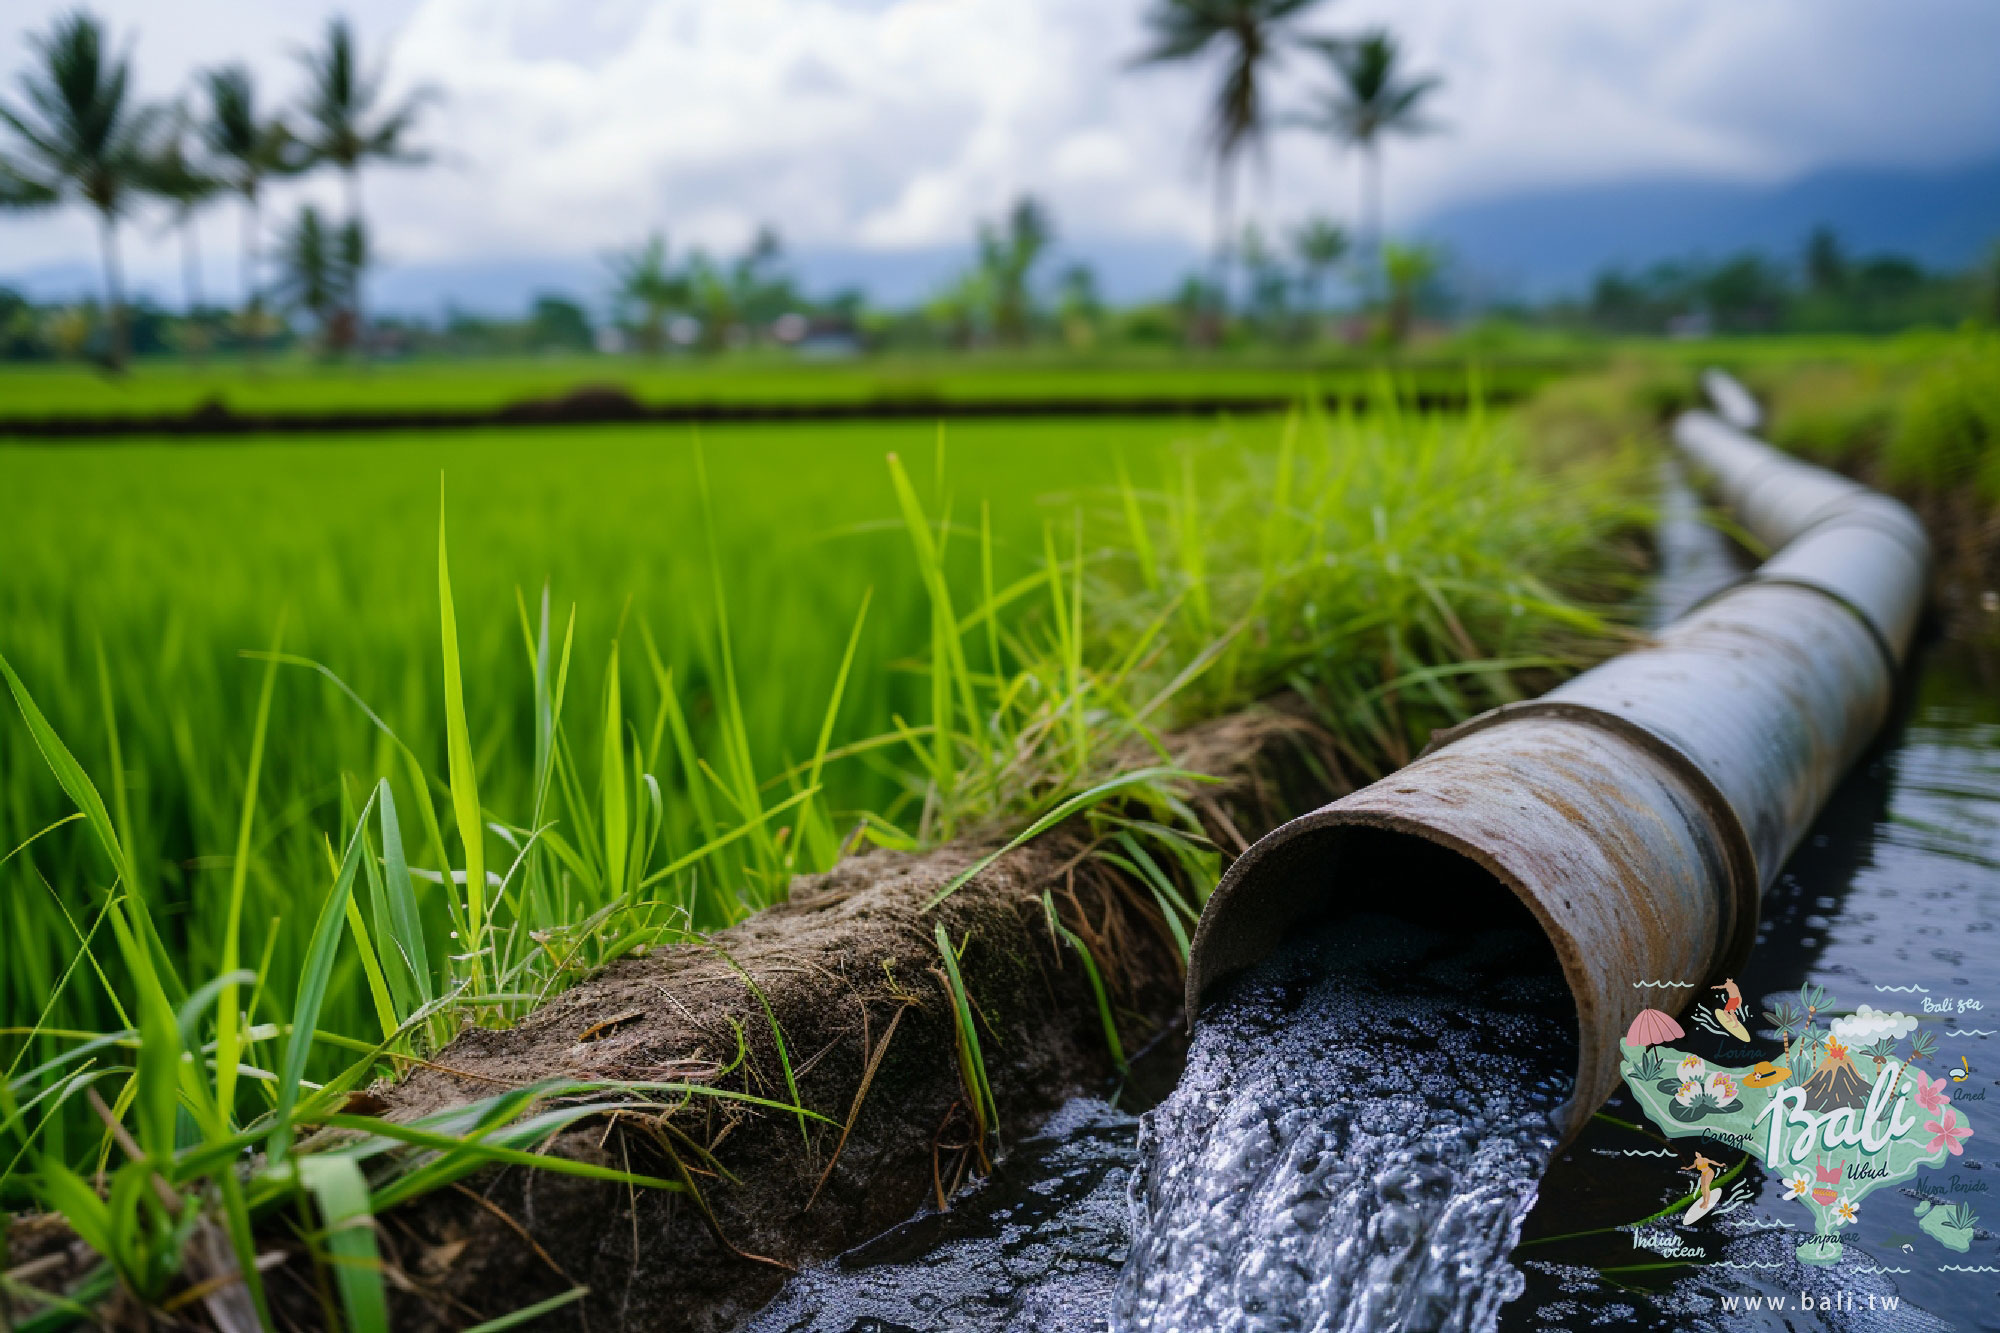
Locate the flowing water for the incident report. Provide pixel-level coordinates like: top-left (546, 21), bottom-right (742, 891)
top-left (1114, 917), bottom-right (1575, 1333)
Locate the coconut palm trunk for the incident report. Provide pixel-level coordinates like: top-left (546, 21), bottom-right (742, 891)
top-left (1211, 165), bottom-right (1235, 328)
top-left (178, 215), bottom-right (203, 315)
top-left (343, 165), bottom-right (367, 357)
top-left (241, 192), bottom-right (263, 364)
top-left (1362, 142), bottom-right (1382, 303)
top-left (96, 212), bottom-right (127, 366)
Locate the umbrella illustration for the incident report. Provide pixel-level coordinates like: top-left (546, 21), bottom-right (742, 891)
top-left (1627, 980), bottom-right (1688, 1046)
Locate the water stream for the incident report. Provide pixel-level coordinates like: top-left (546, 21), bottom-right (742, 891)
top-left (1114, 917), bottom-right (1574, 1333)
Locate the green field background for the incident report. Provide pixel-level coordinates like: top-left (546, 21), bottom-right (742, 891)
top-left (0, 417), bottom-right (1278, 1027)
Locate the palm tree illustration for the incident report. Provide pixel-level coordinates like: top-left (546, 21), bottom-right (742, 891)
top-left (202, 65), bottom-right (299, 360)
top-left (1131, 0), bottom-right (1327, 315)
top-left (1790, 984), bottom-right (1832, 1068)
top-left (1293, 30), bottom-right (1440, 298)
top-left (1763, 1000), bottom-right (1804, 1068)
top-left (0, 12), bottom-right (161, 367)
top-left (1889, 1029), bottom-right (1941, 1092)
top-left (295, 18), bottom-right (434, 350)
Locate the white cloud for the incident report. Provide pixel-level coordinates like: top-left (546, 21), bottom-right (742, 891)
top-left (1829, 1005), bottom-right (1919, 1048)
top-left (3, 0), bottom-right (1997, 300)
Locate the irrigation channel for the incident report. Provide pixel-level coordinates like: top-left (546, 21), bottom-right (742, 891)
top-left (745, 388), bottom-right (2000, 1332)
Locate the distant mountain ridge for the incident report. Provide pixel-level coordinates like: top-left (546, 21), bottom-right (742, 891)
top-left (1420, 157), bottom-right (2000, 299)
top-left (8, 157), bottom-right (1996, 314)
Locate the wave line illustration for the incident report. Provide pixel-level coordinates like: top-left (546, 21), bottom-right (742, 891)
top-left (1874, 984), bottom-right (1931, 994)
top-left (1631, 980), bottom-right (1697, 988)
top-left (1945, 1028), bottom-right (1994, 1037)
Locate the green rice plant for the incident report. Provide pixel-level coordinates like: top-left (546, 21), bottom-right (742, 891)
top-left (1887, 334), bottom-right (2000, 499)
top-left (0, 647), bottom-right (832, 1326)
top-left (1041, 889), bottom-right (1125, 1073)
top-left (933, 922), bottom-right (997, 1171)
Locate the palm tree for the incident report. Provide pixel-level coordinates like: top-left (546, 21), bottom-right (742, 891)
top-left (202, 65), bottom-right (297, 356)
top-left (1288, 214), bottom-right (1346, 320)
top-left (0, 153), bottom-right (57, 208)
top-left (1131, 0), bottom-right (1327, 311)
top-left (1294, 31), bottom-right (1440, 289)
top-left (141, 103), bottom-right (221, 324)
top-left (0, 12), bottom-right (162, 367)
top-left (295, 17), bottom-right (434, 349)
top-left (604, 233), bottom-right (687, 353)
top-left (272, 203), bottom-right (357, 352)
top-left (979, 195), bottom-right (1053, 345)
top-left (1380, 240), bottom-right (1438, 344)
top-left (1239, 221), bottom-right (1288, 331)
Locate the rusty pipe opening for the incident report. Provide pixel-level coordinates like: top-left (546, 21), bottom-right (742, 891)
top-left (1184, 818), bottom-right (1581, 1098)
top-left (1189, 710), bottom-right (1740, 1142)
top-left (1186, 369), bottom-right (1927, 1144)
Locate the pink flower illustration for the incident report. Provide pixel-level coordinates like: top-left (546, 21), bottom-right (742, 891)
top-left (1914, 1071), bottom-right (1951, 1115)
top-left (1925, 1107), bottom-right (1973, 1157)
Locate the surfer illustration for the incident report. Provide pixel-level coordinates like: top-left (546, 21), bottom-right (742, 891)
top-left (1712, 978), bottom-right (1750, 1042)
top-left (1682, 1152), bottom-right (1725, 1223)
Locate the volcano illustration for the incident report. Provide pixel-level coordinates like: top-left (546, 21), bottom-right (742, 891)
top-left (1799, 1039), bottom-right (1872, 1112)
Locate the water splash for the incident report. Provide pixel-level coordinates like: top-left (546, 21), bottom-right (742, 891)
top-left (1115, 915), bottom-right (1575, 1333)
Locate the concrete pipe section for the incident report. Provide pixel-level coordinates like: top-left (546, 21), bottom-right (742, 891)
top-left (1185, 371), bottom-right (1931, 1138)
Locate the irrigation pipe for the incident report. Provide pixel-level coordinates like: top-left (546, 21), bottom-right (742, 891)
top-left (1185, 369), bottom-right (1930, 1138)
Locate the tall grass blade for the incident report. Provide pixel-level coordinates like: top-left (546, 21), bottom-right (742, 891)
top-left (462, 1287), bottom-right (590, 1332)
top-left (218, 612), bottom-right (284, 1119)
top-left (297, 1154), bottom-right (389, 1333)
top-left (925, 766), bottom-right (1202, 909)
top-left (601, 640), bottom-right (628, 894)
top-left (437, 485), bottom-right (487, 990)
top-left (376, 782), bottom-right (433, 1013)
top-left (271, 787), bottom-right (379, 1163)
top-left (1041, 890), bottom-right (1125, 1071)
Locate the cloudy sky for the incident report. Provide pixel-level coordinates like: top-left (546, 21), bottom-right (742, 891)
top-left (4, 0), bottom-right (1999, 304)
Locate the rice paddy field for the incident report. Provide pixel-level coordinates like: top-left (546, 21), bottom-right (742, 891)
top-left (0, 385), bottom-right (1653, 1325)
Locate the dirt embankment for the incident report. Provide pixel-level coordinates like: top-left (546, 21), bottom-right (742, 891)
top-left (1896, 488), bottom-right (2000, 649)
top-left (5, 702), bottom-right (1335, 1331)
top-left (0, 384), bottom-right (1526, 439)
